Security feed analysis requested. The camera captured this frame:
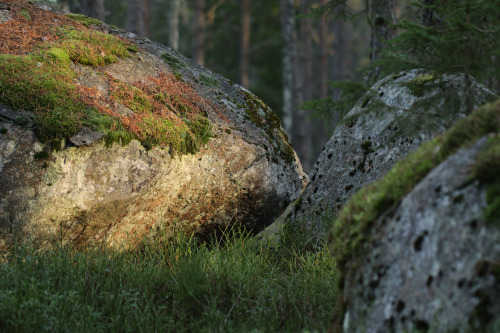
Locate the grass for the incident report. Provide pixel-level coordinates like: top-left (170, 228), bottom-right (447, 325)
top-left (0, 226), bottom-right (338, 333)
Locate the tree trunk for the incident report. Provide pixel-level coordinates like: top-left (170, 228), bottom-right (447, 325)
top-left (67, 0), bottom-right (81, 13)
top-left (332, 18), bottom-right (351, 99)
top-left (420, 0), bottom-right (437, 26)
top-left (369, 0), bottom-right (396, 64)
top-left (312, 0), bottom-right (331, 159)
top-left (240, 0), bottom-right (250, 88)
top-left (127, 0), bottom-right (149, 37)
top-left (319, 0), bottom-right (329, 100)
top-left (280, 0), bottom-right (294, 141)
top-left (193, 0), bottom-right (206, 66)
top-left (81, 0), bottom-right (106, 21)
top-left (168, 0), bottom-right (181, 50)
top-left (292, 0), bottom-right (312, 171)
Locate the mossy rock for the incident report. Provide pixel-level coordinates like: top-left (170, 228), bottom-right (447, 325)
top-left (336, 101), bottom-right (500, 332)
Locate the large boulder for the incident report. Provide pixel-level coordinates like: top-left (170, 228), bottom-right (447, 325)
top-left (0, 1), bottom-right (306, 249)
top-left (293, 70), bottom-right (497, 230)
top-left (333, 101), bottom-right (500, 332)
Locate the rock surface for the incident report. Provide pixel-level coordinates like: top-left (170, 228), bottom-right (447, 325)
top-left (0, 2), bottom-right (306, 249)
top-left (293, 70), bottom-right (497, 229)
top-left (342, 135), bottom-right (500, 332)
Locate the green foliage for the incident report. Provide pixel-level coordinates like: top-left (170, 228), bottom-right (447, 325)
top-left (301, 81), bottom-right (369, 124)
top-left (306, 0), bottom-right (354, 20)
top-left (370, 0), bottom-right (500, 87)
top-left (0, 228), bottom-right (338, 332)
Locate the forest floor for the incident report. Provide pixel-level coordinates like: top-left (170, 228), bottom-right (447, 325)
top-left (0, 219), bottom-right (338, 332)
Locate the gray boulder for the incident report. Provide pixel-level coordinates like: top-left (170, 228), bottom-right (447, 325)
top-left (294, 70), bottom-right (497, 230)
top-left (333, 101), bottom-right (500, 332)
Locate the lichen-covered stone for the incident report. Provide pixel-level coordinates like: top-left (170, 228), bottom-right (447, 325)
top-left (0, 2), bottom-right (306, 249)
top-left (294, 69), bottom-right (497, 230)
top-left (342, 136), bottom-right (500, 333)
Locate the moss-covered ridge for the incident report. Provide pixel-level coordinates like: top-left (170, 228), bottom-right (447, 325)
top-left (0, 1), bottom-right (212, 155)
top-left (330, 100), bottom-right (500, 292)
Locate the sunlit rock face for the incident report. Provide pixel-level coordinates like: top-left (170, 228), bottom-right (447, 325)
top-left (293, 69), bottom-right (496, 230)
top-left (0, 2), bottom-right (306, 249)
top-left (343, 136), bottom-right (500, 332)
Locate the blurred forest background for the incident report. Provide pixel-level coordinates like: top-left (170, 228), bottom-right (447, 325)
top-left (48, 0), bottom-right (500, 172)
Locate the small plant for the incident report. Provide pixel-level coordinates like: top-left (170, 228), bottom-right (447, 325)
top-left (161, 53), bottom-right (187, 71)
top-left (199, 73), bottom-right (219, 87)
top-left (66, 13), bottom-right (103, 27)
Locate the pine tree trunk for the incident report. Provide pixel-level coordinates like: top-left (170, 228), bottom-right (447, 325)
top-left (319, 0), bottom-right (329, 100)
top-left (168, 0), bottom-right (181, 50)
top-left (127, 0), bottom-right (149, 37)
top-left (67, 0), bottom-right (80, 13)
top-left (312, 0), bottom-right (331, 158)
top-left (420, 0), bottom-right (437, 26)
top-left (240, 0), bottom-right (250, 88)
top-left (292, 0), bottom-right (312, 171)
top-left (81, 0), bottom-right (106, 21)
top-left (193, 0), bottom-right (206, 66)
top-left (280, 0), bottom-right (294, 139)
top-left (369, 0), bottom-right (395, 64)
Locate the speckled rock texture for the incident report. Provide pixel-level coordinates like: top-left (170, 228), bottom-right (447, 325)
top-left (294, 70), bottom-right (497, 228)
top-left (0, 2), bottom-right (306, 249)
top-left (342, 136), bottom-right (500, 333)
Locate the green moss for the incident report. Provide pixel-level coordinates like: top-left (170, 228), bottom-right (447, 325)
top-left (401, 74), bottom-right (436, 97)
top-left (111, 83), bottom-right (153, 114)
top-left (187, 114), bottom-right (212, 146)
top-left (127, 45), bottom-right (138, 53)
top-left (47, 47), bottom-right (71, 64)
top-left (0, 54), bottom-right (86, 141)
top-left (0, 20), bottom-right (209, 156)
top-left (198, 73), bottom-right (219, 87)
top-left (293, 196), bottom-right (303, 213)
top-left (0, 128), bottom-right (7, 134)
top-left (161, 53), bottom-right (187, 71)
top-left (401, 82), bottom-right (427, 97)
top-left (361, 140), bottom-right (372, 152)
top-left (241, 90), bottom-right (294, 164)
top-left (53, 27), bottom-right (132, 67)
top-left (360, 95), bottom-right (371, 108)
top-left (331, 100), bottom-right (500, 293)
top-left (104, 131), bottom-right (135, 147)
top-left (411, 73), bottom-right (435, 84)
top-left (19, 8), bottom-right (31, 21)
top-left (34, 151), bottom-right (50, 160)
top-left (66, 13), bottom-right (103, 27)
top-left (174, 71), bottom-right (183, 81)
top-left (473, 136), bottom-right (500, 224)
